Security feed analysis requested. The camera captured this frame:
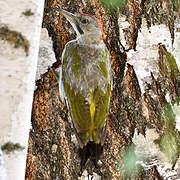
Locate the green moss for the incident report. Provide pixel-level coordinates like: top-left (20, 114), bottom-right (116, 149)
top-left (159, 103), bottom-right (176, 130)
top-left (157, 101), bottom-right (180, 167)
top-left (158, 45), bottom-right (180, 96)
top-left (100, 0), bottom-right (127, 12)
top-left (158, 45), bottom-right (179, 81)
top-left (172, 0), bottom-right (180, 13)
top-left (98, 61), bottom-right (108, 78)
top-left (0, 26), bottom-right (29, 56)
top-left (1, 142), bottom-right (24, 153)
top-left (155, 129), bottom-right (180, 167)
top-left (164, 103), bottom-right (176, 129)
top-left (172, 96), bottom-right (180, 106)
top-left (22, 9), bottom-right (34, 16)
top-left (121, 144), bottom-right (142, 179)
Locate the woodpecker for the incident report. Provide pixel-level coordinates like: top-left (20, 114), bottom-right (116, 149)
top-left (57, 8), bottom-right (111, 153)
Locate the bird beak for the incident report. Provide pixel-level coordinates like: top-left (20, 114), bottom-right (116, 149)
top-left (56, 8), bottom-right (84, 35)
top-left (56, 8), bottom-right (76, 23)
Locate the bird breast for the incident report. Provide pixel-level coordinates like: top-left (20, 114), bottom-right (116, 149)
top-left (62, 40), bottom-right (111, 97)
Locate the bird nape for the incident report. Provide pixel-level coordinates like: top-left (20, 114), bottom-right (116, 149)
top-left (56, 7), bottom-right (112, 170)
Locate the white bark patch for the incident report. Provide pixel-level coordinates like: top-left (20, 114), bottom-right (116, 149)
top-left (36, 28), bottom-right (56, 81)
top-left (0, 149), bottom-right (7, 180)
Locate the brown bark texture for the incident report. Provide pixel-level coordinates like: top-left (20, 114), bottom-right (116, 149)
top-left (25, 0), bottom-right (180, 179)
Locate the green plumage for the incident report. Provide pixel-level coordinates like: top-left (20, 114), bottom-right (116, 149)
top-left (62, 41), bottom-right (111, 148)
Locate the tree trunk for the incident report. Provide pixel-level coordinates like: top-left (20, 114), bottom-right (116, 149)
top-left (26, 0), bottom-right (180, 179)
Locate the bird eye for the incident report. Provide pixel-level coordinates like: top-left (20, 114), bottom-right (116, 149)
top-left (81, 19), bottom-right (89, 24)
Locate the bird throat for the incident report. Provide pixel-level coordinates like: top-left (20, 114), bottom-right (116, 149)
top-left (78, 31), bottom-right (102, 45)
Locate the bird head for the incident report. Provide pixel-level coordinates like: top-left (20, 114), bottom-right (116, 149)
top-left (56, 8), bottom-right (103, 44)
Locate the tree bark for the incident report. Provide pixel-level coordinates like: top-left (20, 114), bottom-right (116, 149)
top-left (26, 0), bottom-right (180, 179)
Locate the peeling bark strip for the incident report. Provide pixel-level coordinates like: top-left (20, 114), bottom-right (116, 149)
top-left (26, 0), bottom-right (180, 179)
top-left (127, 0), bottom-right (140, 50)
top-left (125, 63), bottom-right (141, 101)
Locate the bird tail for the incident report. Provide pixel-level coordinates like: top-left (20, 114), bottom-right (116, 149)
top-left (72, 119), bottom-right (107, 149)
